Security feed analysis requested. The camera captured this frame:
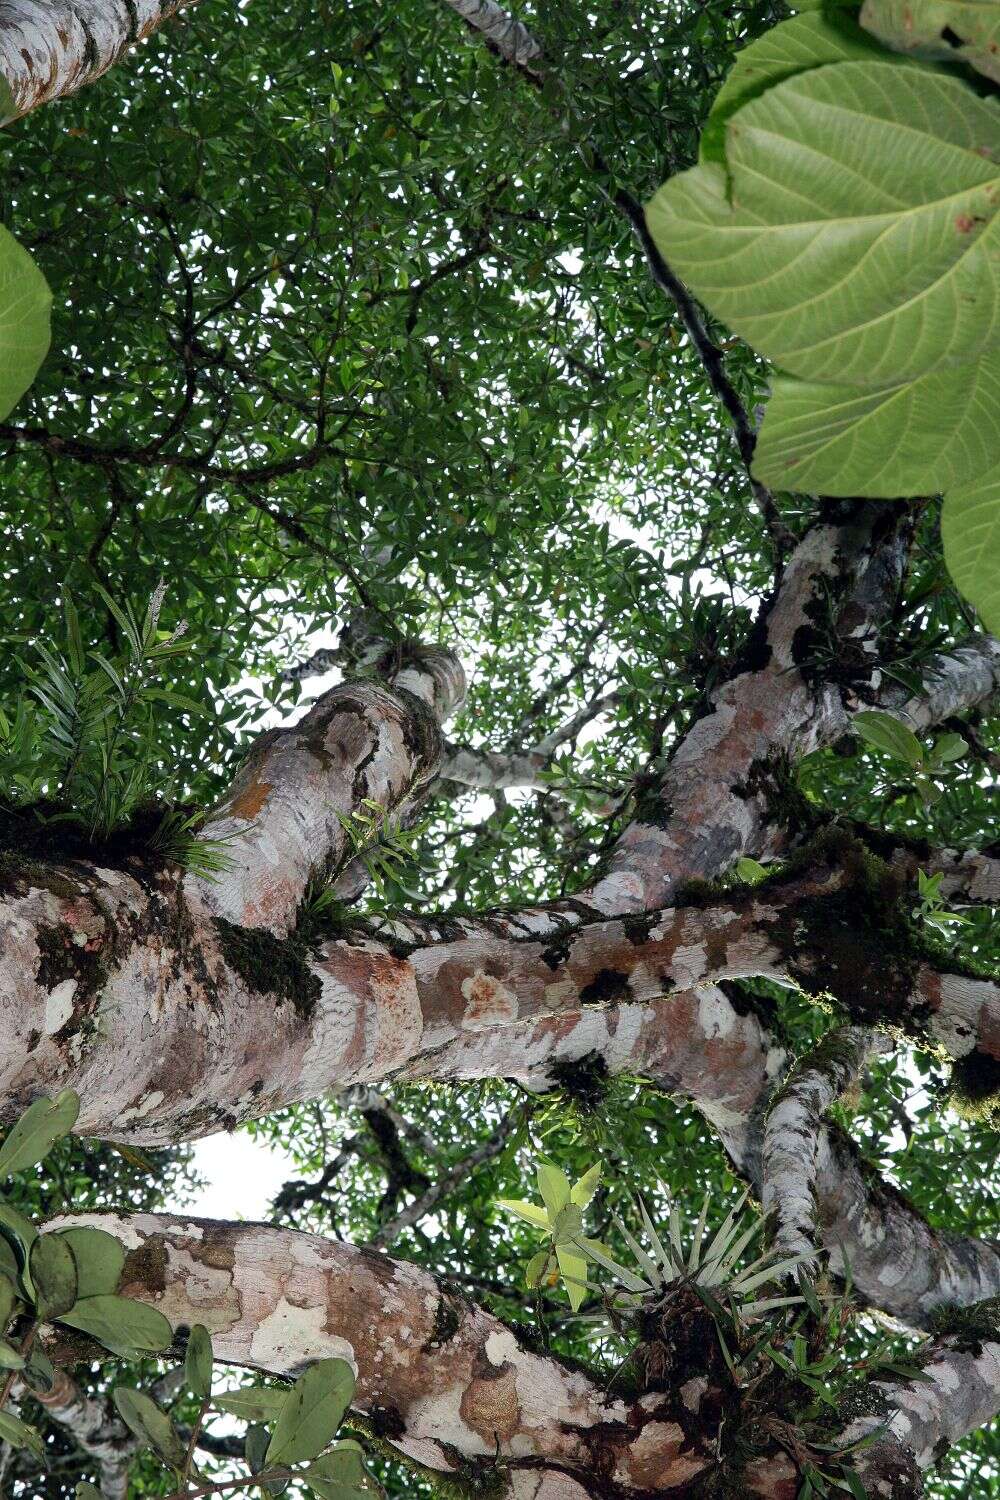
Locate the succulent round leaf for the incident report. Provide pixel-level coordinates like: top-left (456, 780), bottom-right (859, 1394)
top-left (215, 1387), bottom-right (291, 1424)
top-left (30, 1231), bottom-right (79, 1321)
top-left (52, 1228), bottom-right (126, 1299)
top-left (113, 1387), bottom-right (188, 1467)
top-left (942, 472), bottom-right (1000, 635)
top-left (0, 1090), bottom-right (80, 1178)
top-left (59, 1294), bottom-right (173, 1357)
top-left (265, 1358), bottom-right (356, 1468)
top-left (647, 63), bottom-right (1000, 390)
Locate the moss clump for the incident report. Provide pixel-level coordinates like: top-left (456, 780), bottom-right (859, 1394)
top-left (546, 1050), bottom-right (610, 1113)
top-left (947, 1051), bottom-right (1000, 1129)
top-left (214, 917), bottom-right (321, 1021)
top-left (928, 1296), bottom-right (1000, 1353)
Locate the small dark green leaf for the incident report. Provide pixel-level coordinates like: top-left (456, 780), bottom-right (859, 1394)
top-left (302, 1440), bottom-right (375, 1500)
top-left (185, 1323), bottom-right (213, 1399)
top-left (0, 1090), bottom-right (80, 1177)
top-left (0, 1268), bottom-right (17, 1329)
top-left (113, 1387), bottom-right (187, 1467)
top-left (265, 1359), bottom-right (356, 1467)
top-left (245, 1422), bottom-right (270, 1472)
top-left (53, 1228), bottom-right (125, 1298)
top-left (0, 1338), bottom-right (24, 1369)
top-left (215, 1388), bottom-right (289, 1424)
top-left (60, 1295), bottom-right (172, 1357)
top-left (0, 1407), bottom-right (43, 1456)
top-left (841, 1467), bottom-right (870, 1500)
top-left (25, 1344), bottom-right (56, 1393)
top-left (30, 1231), bottom-right (79, 1321)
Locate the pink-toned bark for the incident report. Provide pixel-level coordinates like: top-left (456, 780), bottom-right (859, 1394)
top-left (51, 1212), bottom-right (716, 1497)
top-left (192, 646), bottom-right (465, 932)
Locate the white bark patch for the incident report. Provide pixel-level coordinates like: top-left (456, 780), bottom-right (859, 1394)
top-left (44, 980), bottom-right (76, 1034)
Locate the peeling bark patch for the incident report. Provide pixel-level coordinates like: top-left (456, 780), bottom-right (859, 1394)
top-left (214, 917), bottom-right (321, 1021)
top-left (459, 1349), bottom-right (521, 1443)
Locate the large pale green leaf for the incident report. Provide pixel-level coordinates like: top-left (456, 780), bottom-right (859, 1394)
top-left (752, 347), bottom-right (1000, 496)
top-left (0, 1090), bottom-right (79, 1177)
top-left (0, 227), bottom-right (50, 420)
top-left (536, 1164), bottom-right (571, 1218)
top-left (702, 11), bottom-right (892, 163)
top-left (942, 472), bottom-right (1000, 633)
top-left (861, 0), bottom-right (1000, 82)
top-left (495, 1198), bottom-right (551, 1230)
top-left (59, 1294), bottom-right (173, 1357)
top-left (647, 62), bottom-right (1000, 390)
top-left (265, 1359), bottom-right (355, 1468)
top-left (554, 1245), bottom-right (590, 1311)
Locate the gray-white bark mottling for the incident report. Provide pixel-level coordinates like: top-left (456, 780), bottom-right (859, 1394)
top-left (0, 0), bottom-right (193, 122)
top-left (28, 1369), bottom-right (135, 1499)
top-left (192, 645), bottom-right (466, 932)
top-left (886, 634), bottom-right (1000, 732)
top-left (440, 0), bottom-right (543, 76)
top-left (52, 1212), bottom-right (715, 1497)
top-left (846, 1328), bottom-right (1000, 1487)
top-left (762, 1027), bottom-right (889, 1264)
top-left (589, 506), bottom-right (911, 914)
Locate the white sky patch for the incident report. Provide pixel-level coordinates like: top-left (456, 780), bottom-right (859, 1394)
top-left (164, 1129), bottom-right (298, 1222)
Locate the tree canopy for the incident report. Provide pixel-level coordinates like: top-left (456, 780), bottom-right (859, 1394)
top-left (0, 0), bottom-right (999, 1497)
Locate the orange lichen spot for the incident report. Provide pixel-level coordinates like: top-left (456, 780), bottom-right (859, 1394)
top-left (228, 777), bottom-right (273, 819)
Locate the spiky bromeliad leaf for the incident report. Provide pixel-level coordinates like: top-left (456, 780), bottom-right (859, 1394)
top-left (861, 0), bottom-right (1000, 83)
top-left (0, 227), bottom-right (51, 421)
top-left (942, 472), bottom-right (1000, 635)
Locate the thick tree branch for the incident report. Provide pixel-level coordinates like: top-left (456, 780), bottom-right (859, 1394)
top-left (761, 1027), bottom-right (888, 1265)
top-left (50, 1212), bottom-right (707, 1497)
top-left (0, 0), bottom-right (195, 122)
top-left (190, 643), bottom-right (465, 931)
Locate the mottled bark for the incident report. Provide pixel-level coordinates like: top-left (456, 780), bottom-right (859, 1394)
top-left (191, 645), bottom-right (465, 932)
top-left (762, 1027), bottom-right (889, 1264)
top-left (29, 1368), bottom-right (135, 1499)
top-left (5, 852), bottom-right (997, 1145)
top-left (589, 506), bottom-right (911, 914)
top-left (50, 1212), bottom-right (714, 1497)
top-left (439, 0), bottom-right (543, 77)
top-left (0, 0), bottom-right (194, 122)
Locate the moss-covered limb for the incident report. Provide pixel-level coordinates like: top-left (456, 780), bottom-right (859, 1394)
top-left (762, 1027), bottom-right (888, 1262)
top-left (948, 1051), bottom-right (1000, 1130)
